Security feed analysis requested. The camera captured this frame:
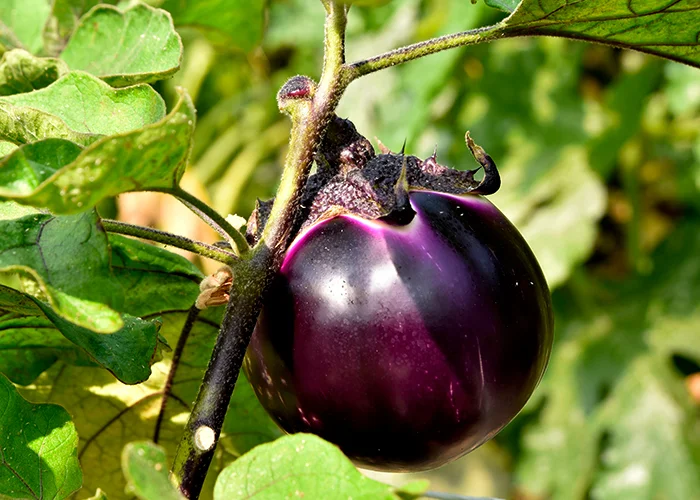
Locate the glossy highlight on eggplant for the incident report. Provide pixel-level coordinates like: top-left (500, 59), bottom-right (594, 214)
top-left (244, 190), bottom-right (554, 471)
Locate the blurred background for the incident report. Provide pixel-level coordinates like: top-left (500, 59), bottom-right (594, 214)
top-left (117, 0), bottom-right (700, 498)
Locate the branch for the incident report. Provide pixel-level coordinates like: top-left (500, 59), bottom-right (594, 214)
top-left (101, 219), bottom-right (238, 265)
top-left (171, 3), bottom-right (350, 498)
top-left (154, 306), bottom-right (200, 444)
top-left (345, 24), bottom-right (502, 80)
top-left (157, 186), bottom-right (250, 256)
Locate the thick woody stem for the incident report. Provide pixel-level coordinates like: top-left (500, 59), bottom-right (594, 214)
top-left (171, 3), bottom-right (350, 498)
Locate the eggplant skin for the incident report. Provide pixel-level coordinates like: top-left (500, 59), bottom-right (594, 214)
top-left (245, 191), bottom-right (554, 472)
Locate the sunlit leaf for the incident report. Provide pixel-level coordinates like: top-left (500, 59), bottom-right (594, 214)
top-left (0, 71), bottom-right (166, 145)
top-left (0, 49), bottom-right (68, 96)
top-left (0, 373), bottom-right (82, 499)
top-left (0, 210), bottom-right (126, 332)
top-left (501, 0), bottom-right (700, 68)
top-left (0, 0), bottom-right (51, 54)
top-left (122, 441), bottom-right (184, 500)
top-left (484, 0), bottom-right (519, 13)
top-left (16, 238), bottom-right (278, 499)
top-left (160, 0), bottom-right (265, 52)
top-left (61, 3), bottom-right (182, 87)
top-left (0, 89), bottom-right (194, 213)
top-left (42, 0), bottom-right (114, 56)
top-left (0, 226), bottom-right (204, 385)
top-left (214, 434), bottom-right (423, 500)
top-left (0, 288), bottom-right (96, 385)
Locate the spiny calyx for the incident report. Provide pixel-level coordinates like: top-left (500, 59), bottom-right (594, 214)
top-left (246, 116), bottom-right (500, 244)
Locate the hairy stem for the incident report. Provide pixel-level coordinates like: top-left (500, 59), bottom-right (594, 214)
top-left (102, 219), bottom-right (238, 265)
top-left (158, 186), bottom-right (250, 255)
top-left (171, 3), bottom-right (349, 497)
top-left (154, 306), bottom-right (200, 444)
top-left (346, 24), bottom-right (502, 80)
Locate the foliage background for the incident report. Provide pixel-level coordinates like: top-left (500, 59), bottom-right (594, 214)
top-left (162, 1), bottom-right (700, 497)
top-left (1, 0), bottom-right (699, 498)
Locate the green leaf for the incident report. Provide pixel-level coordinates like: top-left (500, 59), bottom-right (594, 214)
top-left (0, 141), bottom-right (17, 156)
top-left (14, 237), bottom-right (276, 498)
top-left (214, 434), bottom-right (415, 500)
top-left (0, 210), bottom-right (126, 332)
top-left (592, 356), bottom-right (700, 500)
top-left (0, 89), bottom-right (195, 213)
top-left (0, 373), bottom-right (82, 499)
top-left (61, 3), bottom-right (182, 87)
top-left (0, 216), bottom-right (205, 384)
top-left (500, 0), bottom-right (700, 68)
top-left (122, 442), bottom-right (184, 500)
top-left (0, 139), bottom-right (83, 198)
top-left (0, 71), bottom-right (166, 145)
top-left (515, 218), bottom-right (700, 499)
top-left (160, 0), bottom-right (265, 52)
top-left (0, 0), bottom-right (51, 54)
top-left (0, 289), bottom-right (96, 385)
top-left (484, 0), bottom-right (519, 13)
top-left (18, 313), bottom-right (279, 499)
top-left (0, 49), bottom-right (69, 96)
top-left (42, 0), bottom-right (117, 57)
top-left (0, 283), bottom-right (160, 386)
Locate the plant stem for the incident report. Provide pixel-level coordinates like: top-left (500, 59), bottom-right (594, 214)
top-left (154, 306), bottom-right (200, 444)
top-left (259, 1), bottom-right (348, 252)
top-left (171, 3), bottom-right (349, 498)
top-left (101, 219), bottom-right (238, 265)
top-left (159, 186), bottom-right (250, 255)
top-left (345, 24), bottom-right (502, 80)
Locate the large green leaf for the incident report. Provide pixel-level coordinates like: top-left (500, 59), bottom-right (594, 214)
top-left (0, 89), bottom-right (195, 213)
top-left (122, 442), bottom-right (184, 500)
top-left (0, 210), bottom-right (126, 332)
top-left (500, 0), bottom-right (700, 68)
top-left (42, 0), bottom-right (117, 57)
top-left (19, 314), bottom-right (281, 500)
top-left (0, 224), bottom-right (204, 385)
top-left (214, 434), bottom-right (425, 500)
top-left (61, 3), bottom-right (182, 87)
top-left (0, 0), bottom-right (51, 54)
top-left (0, 373), bottom-right (82, 499)
top-left (0, 49), bottom-right (68, 96)
top-left (160, 0), bottom-right (265, 52)
top-left (0, 71), bottom-right (166, 145)
top-left (0, 290), bottom-right (96, 385)
top-left (16, 235), bottom-right (278, 499)
top-left (1, 287), bottom-right (160, 385)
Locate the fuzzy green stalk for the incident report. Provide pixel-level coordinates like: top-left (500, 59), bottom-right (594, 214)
top-left (101, 219), bottom-right (238, 265)
top-left (171, 3), bottom-right (350, 498)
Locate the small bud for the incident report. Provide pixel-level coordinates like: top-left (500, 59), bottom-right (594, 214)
top-left (277, 75), bottom-right (316, 115)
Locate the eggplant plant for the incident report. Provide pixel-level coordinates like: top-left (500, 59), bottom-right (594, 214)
top-left (0, 1), bottom-right (698, 499)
